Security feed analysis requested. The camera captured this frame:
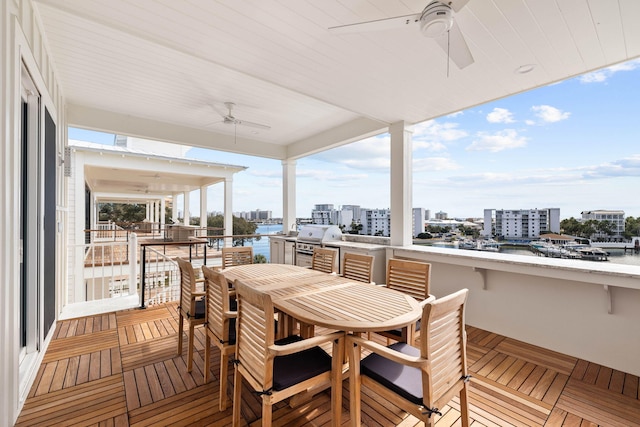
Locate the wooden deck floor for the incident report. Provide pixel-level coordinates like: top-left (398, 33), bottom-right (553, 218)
top-left (16, 302), bottom-right (640, 427)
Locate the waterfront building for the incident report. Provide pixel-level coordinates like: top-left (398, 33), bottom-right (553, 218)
top-left (310, 204), bottom-right (353, 228)
top-left (484, 208), bottom-right (560, 240)
top-left (581, 209), bottom-right (625, 238)
top-left (435, 210), bottom-right (448, 220)
top-left (361, 208), bottom-right (391, 237)
top-left (235, 209), bottom-right (273, 221)
top-left (412, 207), bottom-right (426, 237)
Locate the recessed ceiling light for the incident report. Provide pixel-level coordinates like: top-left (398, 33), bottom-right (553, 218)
top-left (516, 64), bottom-right (536, 74)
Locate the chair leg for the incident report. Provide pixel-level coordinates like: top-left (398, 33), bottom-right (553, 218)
top-left (187, 323), bottom-right (195, 372)
top-left (347, 340), bottom-right (362, 427)
top-left (177, 314), bottom-right (184, 355)
top-left (232, 370), bottom-right (243, 426)
top-left (204, 335), bottom-right (211, 383)
top-left (261, 398), bottom-right (273, 427)
top-left (219, 352), bottom-right (230, 411)
top-left (460, 383), bottom-right (470, 427)
top-left (331, 336), bottom-right (344, 427)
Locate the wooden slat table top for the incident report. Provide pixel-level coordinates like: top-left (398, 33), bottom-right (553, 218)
top-left (222, 263), bottom-right (421, 332)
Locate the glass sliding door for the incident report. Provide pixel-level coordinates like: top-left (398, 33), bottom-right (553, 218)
top-left (19, 64), bottom-right (41, 366)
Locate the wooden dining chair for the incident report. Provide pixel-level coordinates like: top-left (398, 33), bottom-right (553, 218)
top-left (375, 258), bottom-right (431, 345)
top-left (342, 252), bottom-right (375, 284)
top-left (347, 289), bottom-right (470, 427)
top-left (311, 247), bottom-right (338, 274)
top-left (221, 246), bottom-right (254, 268)
top-left (201, 265), bottom-right (237, 411)
top-left (176, 257), bottom-right (206, 372)
top-left (232, 279), bottom-right (344, 427)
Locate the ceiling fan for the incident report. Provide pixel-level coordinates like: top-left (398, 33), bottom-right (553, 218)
top-left (328, 0), bottom-right (474, 71)
top-left (210, 102), bottom-right (271, 130)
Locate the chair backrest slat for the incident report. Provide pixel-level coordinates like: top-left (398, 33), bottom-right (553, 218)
top-left (235, 279), bottom-right (276, 390)
top-left (202, 265), bottom-right (232, 341)
top-left (421, 288), bottom-right (468, 410)
top-left (311, 247), bottom-right (338, 274)
top-left (342, 252), bottom-right (374, 283)
top-left (386, 258), bottom-right (431, 300)
top-left (222, 247), bottom-right (254, 268)
top-left (177, 257), bottom-right (196, 316)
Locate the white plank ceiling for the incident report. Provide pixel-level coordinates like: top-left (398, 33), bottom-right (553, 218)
top-left (34, 0), bottom-right (640, 160)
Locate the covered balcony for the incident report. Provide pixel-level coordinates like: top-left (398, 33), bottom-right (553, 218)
top-left (2, 1), bottom-right (640, 426)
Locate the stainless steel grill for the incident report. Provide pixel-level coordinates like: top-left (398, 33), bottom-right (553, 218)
top-left (295, 225), bottom-right (343, 267)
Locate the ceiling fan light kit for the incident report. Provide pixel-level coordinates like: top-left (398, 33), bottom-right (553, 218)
top-left (419, 2), bottom-right (453, 38)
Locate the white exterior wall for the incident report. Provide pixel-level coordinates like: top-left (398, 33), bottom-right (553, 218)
top-left (1, 1), bottom-right (67, 424)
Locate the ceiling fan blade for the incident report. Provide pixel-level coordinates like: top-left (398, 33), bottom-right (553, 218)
top-left (433, 20), bottom-right (474, 69)
top-left (235, 119), bottom-right (271, 130)
top-left (448, 0), bottom-right (471, 13)
top-left (203, 119), bottom-right (224, 127)
top-left (328, 13), bottom-right (420, 34)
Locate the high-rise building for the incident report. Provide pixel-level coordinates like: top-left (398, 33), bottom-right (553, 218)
top-left (412, 208), bottom-right (426, 237)
top-left (484, 208), bottom-right (560, 239)
top-left (361, 209), bottom-right (391, 237)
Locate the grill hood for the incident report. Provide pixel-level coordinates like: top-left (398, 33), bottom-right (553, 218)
top-left (297, 224), bottom-right (343, 243)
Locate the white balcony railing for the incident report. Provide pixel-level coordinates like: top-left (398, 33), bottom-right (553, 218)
top-left (388, 244), bottom-right (640, 377)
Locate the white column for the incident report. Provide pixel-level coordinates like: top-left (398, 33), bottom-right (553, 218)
top-left (200, 185), bottom-right (208, 230)
top-left (73, 152), bottom-right (87, 302)
top-left (389, 121), bottom-right (413, 246)
top-left (90, 197), bottom-right (97, 231)
top-left (282, 159), bottom-right (297, 234)
top-left (145, 201), bottom-right (150, 221)
top-left (171, 193), bottom-right (179, 223)
top-left (224, 178), bottom-right (233, 246)
top-left (183, 191), bottom-right (190, 225)
top-left (160, 197), bottom-right (166, 231)
top-left (155, 199), bottom-right (161, 226)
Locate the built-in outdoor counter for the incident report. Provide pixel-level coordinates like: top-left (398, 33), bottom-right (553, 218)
top-left (323, 240), bottom-right (387, 284)
top-left (268, 234), bottom-right (297, 264)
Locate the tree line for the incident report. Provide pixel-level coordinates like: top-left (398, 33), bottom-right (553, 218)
top-left (560, 216), bottom-right (640, 240)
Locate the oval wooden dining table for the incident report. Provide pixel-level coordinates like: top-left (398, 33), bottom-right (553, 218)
top-left (221, 263), bottom-right (422, 333)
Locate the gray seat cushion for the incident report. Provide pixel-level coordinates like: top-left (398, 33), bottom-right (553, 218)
top-left (191, 299), bottom-right (206, 319)
top-left (272, 335), bottom-right (332, 391)
top-left (360, 342), bottom-right (422, 404)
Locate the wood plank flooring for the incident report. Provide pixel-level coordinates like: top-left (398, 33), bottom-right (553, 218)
top-left (16, 303), bottom-right (640, 426)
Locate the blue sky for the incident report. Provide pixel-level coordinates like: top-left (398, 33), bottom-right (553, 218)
top-left (70, 58), bottom-right (640, 220)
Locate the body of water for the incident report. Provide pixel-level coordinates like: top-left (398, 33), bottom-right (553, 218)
top-left (430, 242), bottom-right (640, 266)
top-left (251, 224), bottom-right (284, 262)
top-left (249, 226), bottom-right (640, 266)
top-left (500, 246), bottom-right (640, 266)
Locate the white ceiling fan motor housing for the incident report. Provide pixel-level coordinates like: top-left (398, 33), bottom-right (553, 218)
top-left (420, 2), bottom-right (454, 38)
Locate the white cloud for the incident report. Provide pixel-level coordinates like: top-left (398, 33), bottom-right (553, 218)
top-left (486, 107), bottom-right (515, 123)
top-left (413, 156), bottom-right (461, 172)
top-left (308, 136), bottom-right (390, 171)
top-left (411, 120), bottom-right (468, 153)
top-left (579, 58), bottom-right (640, 83)
top-left (530, 105), bottom-right (570, 123)
top-left (466, 129), bottom-right (528, 152)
